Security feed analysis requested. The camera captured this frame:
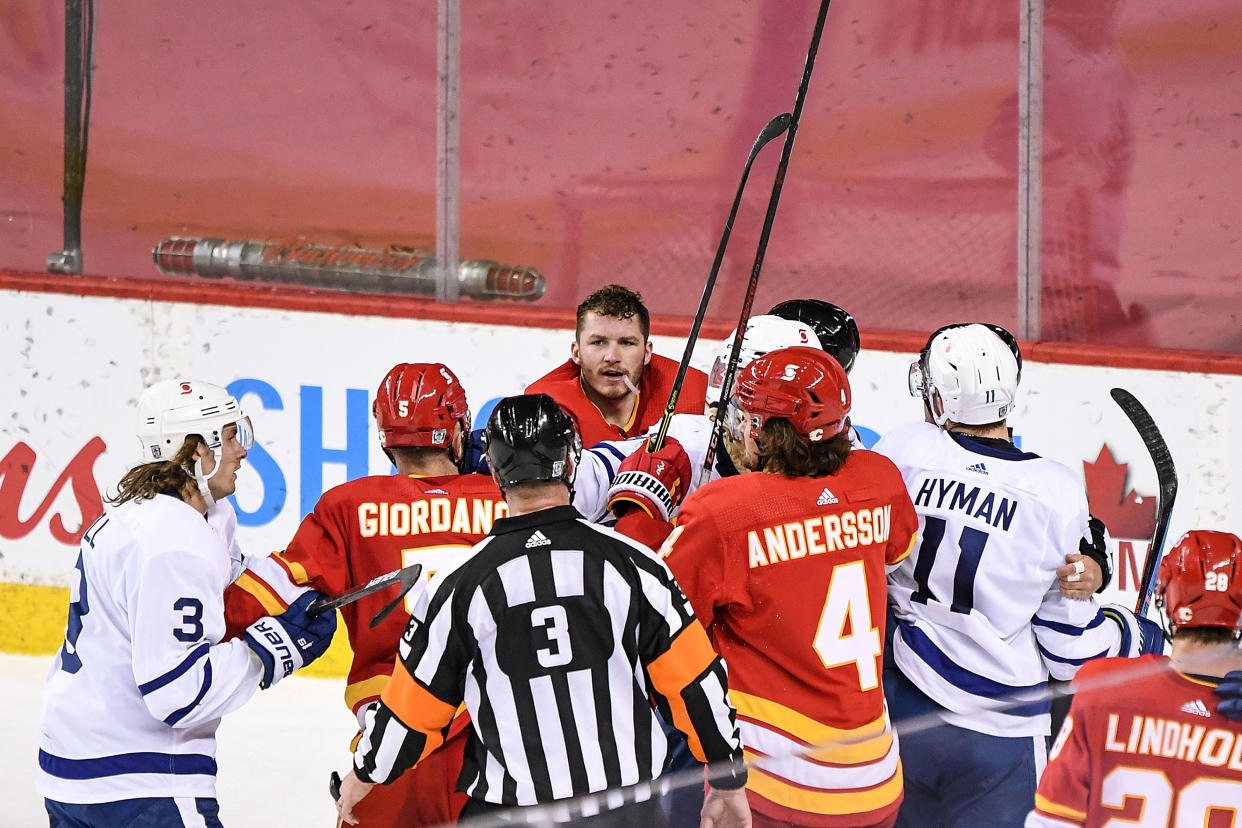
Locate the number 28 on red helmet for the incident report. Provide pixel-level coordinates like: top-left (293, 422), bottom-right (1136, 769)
top-left (1157, 530), bottom-right (1242, 632)
top-left (732, 346), bottom-right (851, 443)
top-left (373, 362), bottom-right (471, 449)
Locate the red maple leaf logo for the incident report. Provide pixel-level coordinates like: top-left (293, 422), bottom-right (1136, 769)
top-left (1082, 445), bottom-right (1155, 541)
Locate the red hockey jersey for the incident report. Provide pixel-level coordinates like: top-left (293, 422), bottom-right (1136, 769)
top-left (661, 449), bottom-right (919, 827)
top-left (225, 472), bottom-right (506, 714)
top-left (524, 353), bottom-right (707, 447)
top-left (1030, 655), bottom-right (1242, 827)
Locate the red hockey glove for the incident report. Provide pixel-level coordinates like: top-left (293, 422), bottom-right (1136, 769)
top-left (606, 436), bottom-right (692, 521)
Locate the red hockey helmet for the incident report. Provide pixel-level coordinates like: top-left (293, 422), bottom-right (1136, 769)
top-left (373, 363), bottom-right (471, 449)
top-left (732, 346), bottom-right (851, 443)
top-left (1157, 530), bottom-right (1242, 632)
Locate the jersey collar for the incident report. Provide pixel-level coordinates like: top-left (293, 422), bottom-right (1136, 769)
top-left (949, 431), bottom-right (1041, 461)
top-left (491, 504), bottom-right (584, 535)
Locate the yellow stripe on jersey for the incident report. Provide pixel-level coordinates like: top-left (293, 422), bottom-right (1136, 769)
top-left (731, 691), bottom-right (892, 764)
top-left (1034, 793), bottom-right (1087, 821)
top-left (747, 760), bottom-right (902, 815)
top-left (345, 674), bottom-right (391, 714)
top-left (278, 556), bottom-right (312, 586)
top-left (889, 530), bottom-right (918, 566)
top-left (233, 570), bottom-right (286, 616)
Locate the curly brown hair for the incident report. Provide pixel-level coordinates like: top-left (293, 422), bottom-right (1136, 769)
top-left (756, 419), bottom-right (851, 478)
top-left (575, 284), bottom-right (650, 339)
top-left (108, 435), bottom-right (202, 507)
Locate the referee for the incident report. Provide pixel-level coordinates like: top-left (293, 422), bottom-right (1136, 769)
top-left (337, 394), bottom-right (750, 827)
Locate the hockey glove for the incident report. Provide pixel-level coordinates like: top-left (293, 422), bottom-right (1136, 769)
top-left (244, 591), bottom-right (338, 689)
top-left (1102, 603), bottom-right (1165, 657)
top-left (1214, 671), bottom-right (1242, 721)
top-left (607, 436), bottom-right (692, 522)
top-left (1079, 514), bottom-right (1113, 593)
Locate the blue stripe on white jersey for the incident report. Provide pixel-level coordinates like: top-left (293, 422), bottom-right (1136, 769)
top-left (139, 642), bottom-right (210, 695)
top-left (39, 749), bottom-right (218, 780)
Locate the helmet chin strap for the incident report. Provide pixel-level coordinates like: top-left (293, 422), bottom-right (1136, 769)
top-left (192, 447), bottom-right (223, 510)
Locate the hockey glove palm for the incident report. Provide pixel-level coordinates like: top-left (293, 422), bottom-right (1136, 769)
top-left (244, 591), bottom-right (338, 689)
top-left (1214, 671), bottom-right (1242, 721)
top-left (1102, 604), bottom-right (1165, 657)
top-left (607, 436), bottom-right (692, 522)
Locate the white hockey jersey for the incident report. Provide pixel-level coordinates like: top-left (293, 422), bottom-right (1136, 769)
top-left (875, 421), bottom-right (1124, 738)
top-left (206, 498), bottom-right (247, 582)
top-left (38, 494), bottom-right (263, 804)
top-left (573, 413), bottom-right (863, 521)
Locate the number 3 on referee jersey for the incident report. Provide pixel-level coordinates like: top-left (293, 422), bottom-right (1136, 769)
top-left (813, 561), bottom-right (881, 691)
top-left (531, 606), bottom-right (573, 668)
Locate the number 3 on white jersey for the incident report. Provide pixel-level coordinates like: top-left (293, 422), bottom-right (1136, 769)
top-left (813, 560), bottom-right (881, 690)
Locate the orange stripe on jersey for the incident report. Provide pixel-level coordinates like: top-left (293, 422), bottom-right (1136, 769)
top-left (1034, 793), bottom-right (1087, 821)
top-left (232, 571), bottom-right (287, 616)
top-left (747, 760), bottom-right (902, 815)
top-left (888, 530), bottom-right (918, 566)
top-left (345, 674), bottom-right (392, 715)
top-left (646, 621), bottom-right (720, 762)
top-left (732, 691), bottom-right (891, 764)
top-left (380, 666), bottom-right (458, 765)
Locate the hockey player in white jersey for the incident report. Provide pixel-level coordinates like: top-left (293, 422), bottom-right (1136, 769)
top-left (875, 324), bottom-right (1163, 828)
top-left (38, 380), bottom-right (338, 828)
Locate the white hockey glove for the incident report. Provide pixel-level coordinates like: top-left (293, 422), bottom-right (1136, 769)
top-left (244, 591), bottom-right (337, 689)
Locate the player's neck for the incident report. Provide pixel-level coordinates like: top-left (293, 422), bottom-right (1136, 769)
top-left (947, 422), bottom-right (1011, 441)
top-left (503, 483), bottom-right (571, 516)
top-left (1170, 639), bottom-right (1242, 678)
top-left (395, 456), bottom-right (459, 478)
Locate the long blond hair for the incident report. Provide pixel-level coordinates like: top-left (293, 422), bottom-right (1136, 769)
top-left (108, 435), bottom-right (202, 506)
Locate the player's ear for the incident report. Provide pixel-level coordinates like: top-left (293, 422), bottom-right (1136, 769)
top-left (643, 339), bottom-right (653, 365)
top-left (570, 341), bottom-right (582, 365)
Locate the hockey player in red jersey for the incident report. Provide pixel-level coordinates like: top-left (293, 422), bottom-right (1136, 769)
top-left (1029, 529), bottom-right (1242, 827)
top-left (224, 363), bottom-right (506, 827)
top-left (660, 346), bottom-right (920, 828)
top-left (525, 283), bottom-right (708, 447)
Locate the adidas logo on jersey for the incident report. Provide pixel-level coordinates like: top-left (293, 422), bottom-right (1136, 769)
top-left (817, 488), bottom-right (838, 506)
top-left (966, 462), bottom-right (988, 475)
top-left (525, 530), bottom-right (552, 548)
top-left (1181, 699), bottom-right (1211, 718)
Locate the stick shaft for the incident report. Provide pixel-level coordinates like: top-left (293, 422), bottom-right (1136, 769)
top-left (701, 0), bottom-right (833, 482)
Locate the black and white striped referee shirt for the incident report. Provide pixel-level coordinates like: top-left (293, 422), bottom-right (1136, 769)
top-left (352, 504), bottom-right (745, 808)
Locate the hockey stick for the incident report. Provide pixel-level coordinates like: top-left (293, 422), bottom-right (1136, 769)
top-left (700, 0), bottom-right (833, 484)
top-left (649, 112), bottom-right (792, 451)
top-left (307, 562), bottom-right (423, 617)
top-left (47, 0), bottom-right (95, 274)
top-left (1109, 388), bottom-right (1178, 617)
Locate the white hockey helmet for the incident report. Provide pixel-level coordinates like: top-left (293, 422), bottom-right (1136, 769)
top-left (909, 323), bottom-right (1020, 427)
top-left (706, 315), bottom-right (818, 413)
top-left (136, 379), bottom-right (252, 462)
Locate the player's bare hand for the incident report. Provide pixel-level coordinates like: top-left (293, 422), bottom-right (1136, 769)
top-left (700, 785), bottom-right (751, 828)
top-left (335, 769), bottom-right (375, 825)
top-left (1057, 553), bottom-right (1102, 599)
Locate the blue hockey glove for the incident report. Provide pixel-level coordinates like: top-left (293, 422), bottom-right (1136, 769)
top-left (459, 427), bottom-right (491, 475)
top-left (244, 591), bottom-right (338, 689)
top-left (1214, 671), bottom-right (1242, 721)
top-left (1102, 604), bottom-right (1165, 657)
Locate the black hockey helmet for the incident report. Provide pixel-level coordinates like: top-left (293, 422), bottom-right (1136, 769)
top-left (768, 299), bottom-right (861, 374)
top-left (482, 394), bottom-right (581, 489)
